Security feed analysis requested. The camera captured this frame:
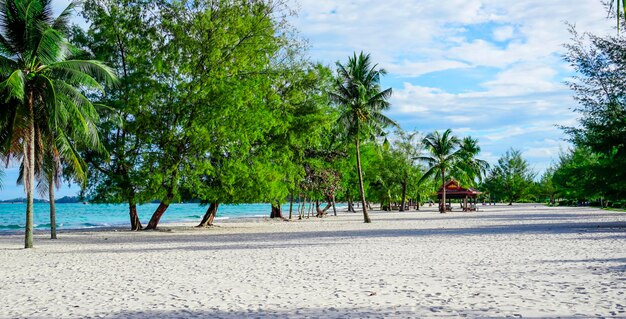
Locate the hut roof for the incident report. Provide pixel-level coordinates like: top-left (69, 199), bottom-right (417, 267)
top-left (437, 180), bottom-right (482, 199)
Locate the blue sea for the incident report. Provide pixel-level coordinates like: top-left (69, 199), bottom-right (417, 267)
top-left (0, 202), bottom-right (334, 233)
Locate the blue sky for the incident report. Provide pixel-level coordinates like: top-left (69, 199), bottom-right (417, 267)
top-left (0, 0), bottom-right (616, 199)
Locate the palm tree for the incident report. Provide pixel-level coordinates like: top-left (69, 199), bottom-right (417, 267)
top-left (418, 129), bottom-right (462, 213)
top-left (331, 52), bottom-right (397, 223)
top-left (0, 0), bottom-right (116, 248)
top-left (452, 136), bottom-right (489, 187)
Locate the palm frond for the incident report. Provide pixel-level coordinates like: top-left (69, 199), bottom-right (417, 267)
top-left (0, 69), bottom-right (25, 101)
top-left (51, 0), bottom-right (77, 34)
top-left (48, 59), bottom-right (118, 86)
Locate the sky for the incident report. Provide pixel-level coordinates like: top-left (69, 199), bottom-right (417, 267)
top-left (0, 0), bottom-right (616, 199)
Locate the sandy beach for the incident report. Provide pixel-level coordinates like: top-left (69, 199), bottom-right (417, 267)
top-left (1, 204), bottom-right (625, 318)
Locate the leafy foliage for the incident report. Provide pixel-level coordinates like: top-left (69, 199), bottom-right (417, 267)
top-left (332, 51), bottom-right (397, 222)
top-left (483, 149), bottom-right (536, 205)
top-left (0, 0), bottom-right (116, 247)
top-left (562, 24), bottom-right (626, 201)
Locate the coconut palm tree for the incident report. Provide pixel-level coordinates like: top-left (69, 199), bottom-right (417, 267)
top-left (418, 129), bottom-right (462, 213)
top-left (331, 51), bottom-right (397, 223)
top-left (452, 136), bottom-right (490, 187)
top-left (0, 0), bottom-right (116, 248)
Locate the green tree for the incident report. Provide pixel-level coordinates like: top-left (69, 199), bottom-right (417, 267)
top-left (484, 149), bottom-right (536, 205)
top-left (452, 136), bottom-right (489, 187)
top-left (608, 0), bottom-right (626, 32)
top-left (418, 129), bottom-right (462, 213)
top-left (0, 0), bottom-right (115, 248)
top-left (563, 25), bottom-right (626, 201)
top-left (331, 52), bottom-right (397, 223)
top-left (393, 130), bottom-right (422, 211)
top-left (551, 146), bottom-right (602, 203)
top-left (143, 0), bottom-right (292, 228)
top-left (77, 0), bottom-right (167, 230)
top-left (536, 166), bottom-right (557, 205)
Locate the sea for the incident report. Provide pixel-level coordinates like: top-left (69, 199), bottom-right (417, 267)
top-left (0, 202), bottom-right (341, 233)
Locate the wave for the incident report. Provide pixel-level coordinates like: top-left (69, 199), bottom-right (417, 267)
top-left (0, 224), bottom-right (22, 230)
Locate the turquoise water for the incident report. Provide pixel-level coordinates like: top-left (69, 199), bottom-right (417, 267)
top-left (0, 202), bottom-right (333, 232)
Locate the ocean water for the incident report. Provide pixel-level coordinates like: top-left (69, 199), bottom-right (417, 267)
top-left (0, 202), bottom-right (339, 233)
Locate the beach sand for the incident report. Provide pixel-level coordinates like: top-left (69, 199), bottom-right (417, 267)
top-left (1, 204), bottom-right (625, 318)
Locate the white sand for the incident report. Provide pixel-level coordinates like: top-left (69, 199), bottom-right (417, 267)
top-left (1, 204), bottom-right (625, 318)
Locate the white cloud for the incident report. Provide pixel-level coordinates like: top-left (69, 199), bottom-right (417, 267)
top-left (493, 26), bottom-right (515, 41)
top-left (288, 0), bottom-right (614, 172)
top-left (387, 60), bottom-right (470, 77)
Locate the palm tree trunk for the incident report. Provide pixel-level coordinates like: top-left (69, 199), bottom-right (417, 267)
top-left (49, 177), bottom-right (57, 239)
top-left (440, 169), bottom-right (446, 214)
top-left (355, 136), bottom-right (371, 223)
top-left (331, 195), bottom-right (337, 216)
top-left (24, 91), bottom-right (35, 248)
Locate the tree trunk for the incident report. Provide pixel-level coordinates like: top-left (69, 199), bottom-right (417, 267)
top-left (289, 193), bottom-right (294, 220)
top-left (316, 199), bottom-right (332, 217)
top-left (400, 176), bottom-right (407, 212)
top-left (440, 169), bottom-right (446, 213)
top-left (347, 197), bottom-right (355, 212)
top-left (24, 91), bottom-right (35, 248)
top-left (129, 196), bottom-right (142, 231)
top-left (198, 202), bottom-right (219, 227)
top-left (355, 136), bottom-right (371, 223)
top-left (145, 200), bottom-right (171, 230)
top-left (49, 178), bottom-right (57, 240)
top-left (299, 196), bottom-right (305, 220)
top-left (270, 202), bottom-right (283, 219)
top-left (331, 195), bottom-right (337, 216)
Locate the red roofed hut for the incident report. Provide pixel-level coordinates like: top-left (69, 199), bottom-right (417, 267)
top-left (437, 180), bottom-right (482, 212)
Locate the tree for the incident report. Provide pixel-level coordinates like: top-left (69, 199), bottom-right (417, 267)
top-left (608, 0), bottom-right (626, 32)
top-left (393, 130), bottom-right (422, 211)
top-left (331, 52), bottom-right (397, 223)
top-left (77, 0), bottom-right (167, 231)
top-left (563, 25), bottom-right (626, 201)
top-left (418, 129), bottom-right (462, 213)
top-left (484, 149), bottom-right (536, 205)
top-left (551, 146), bottom-right (603, 203)
top-left (452, 136), bottom-right (490, 187)
top-left (536, 166), bottom-right (557, 205)
top-left (0, 0), bottom-right (115, 248)
top-left (143, 0), bottom-right (291, 229)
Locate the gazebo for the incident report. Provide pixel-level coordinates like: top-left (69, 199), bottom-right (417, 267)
top-left (437, 180), bottom-right (482, 212)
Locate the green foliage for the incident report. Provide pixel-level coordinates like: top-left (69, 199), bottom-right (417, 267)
top-left (76, 0), bottom-right (166, 214)
top-left (551, 147), bottom-right (602, 202)
top-left (332, 51), bottom-right (397, 221)
top-left (0, 0), bottom-right (116, 246)
top-left (562, 25), bottom-right (626, 201)
top-left (483, 149), bottom-right (536, 204)
top-left (419, 129), bottom-right (462, 186)
top-left (608, 0), bottom-right (626, 32)
top-left (453, 137), bottom-right (490, 187)
top-left (534, 166), bottom-right (557, 204)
